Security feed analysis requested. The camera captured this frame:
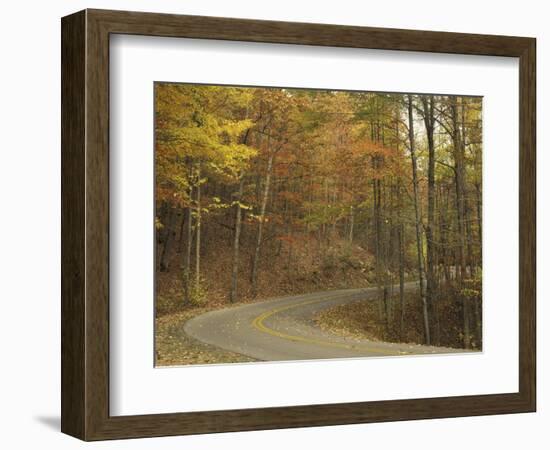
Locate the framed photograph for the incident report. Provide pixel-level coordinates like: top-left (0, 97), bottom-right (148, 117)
top-left (61, 9), bottom-right (536, 440)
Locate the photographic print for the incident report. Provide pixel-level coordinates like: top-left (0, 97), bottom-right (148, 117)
top-left (154, 83), bottom-right (482, 366)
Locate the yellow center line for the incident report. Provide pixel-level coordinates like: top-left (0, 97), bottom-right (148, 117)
top-left (251, 293), bottom-right (404, 356)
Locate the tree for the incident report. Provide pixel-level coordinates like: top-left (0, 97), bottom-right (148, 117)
top-left (420, 95), bottom-right (438, 343)
top-left (155, 83), bottom-right (256, 302)
top-left (407, 94), bottom-right (430, 345)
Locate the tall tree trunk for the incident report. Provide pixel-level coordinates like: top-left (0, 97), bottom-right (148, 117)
top-left (348, 205), bottom-right (354, 244)
top-left (387, 183), bottom-right (396, 324)
top-left (475, 182), bottom-right (483, 262)
top-left (251, 150), bottom-right (274, 297)
top-left (422, 95), bottom-right (437, 343)
top-left (461, 100), bottom-right (475, 276)
top-left (433, 185), bottom-right (444, 345)
top-left (159, 206), bottom-right (175, 272)
top-left (177, 208), bottom-right (185, 251)
top-left (195, 162), bottom-right (202, 292)
top-left (398, 219), bottom-right (406, 340)
top-left (440, 184), bottom-right (452, 287)
top-left (156, 202), bottom-right (169, 271)
top-left (229, 179), bottom-right (244, 303)
top-left (451, 96), bottom-right (470, 349)
top-left (373, 165), bottom-right (384, 319)
top-left (408, 94), bottom-right (431, 345)
top-left (382, 183), bottom-right (391, 334)
top-left (183, 185), bottom-right (193, 304)
top-left (465, 202), bottom-right (475, 276)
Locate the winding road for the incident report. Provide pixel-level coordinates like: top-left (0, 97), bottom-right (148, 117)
top-left (184, 282), bottom-right (467, 362)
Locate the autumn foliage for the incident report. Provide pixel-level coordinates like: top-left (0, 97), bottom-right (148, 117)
top-left (155, 83), bottom-right (482, 349)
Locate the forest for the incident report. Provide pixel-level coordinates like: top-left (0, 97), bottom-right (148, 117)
top-left (155, 82), bottom-right (482, 360)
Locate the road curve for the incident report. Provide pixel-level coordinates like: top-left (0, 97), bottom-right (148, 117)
top-left (184, 282), bottom-right (468, 362)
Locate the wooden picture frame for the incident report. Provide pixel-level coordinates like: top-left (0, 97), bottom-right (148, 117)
top-left (61, 9), bottom-right (536, 441)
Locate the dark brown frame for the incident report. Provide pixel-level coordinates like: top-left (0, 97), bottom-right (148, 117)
top-left (61, 8), bottom-right (536, 441)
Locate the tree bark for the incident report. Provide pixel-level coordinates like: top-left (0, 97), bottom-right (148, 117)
top-left (451, 96), bottom-right (470, 349)
top-left (183, 185), bottom-right (193, 304)
top-left (348, 206), bottom-right (354, 244)
top-left (373, 163), bottom-right (384, 320)
top-left (194, 162), bottom-right (202, 292)
top-left (475, 182), bottom-right (483, 259)
top-left (461, 100), bottom-right (475, 276)
top-left (251, 150), bottom-right (274, 297)
top-left (408, 94), bottom-right (431, 345)
top-left (229, 179), bottom-right (244, 303)
top-left (398, 220), bottom-right (406, 341)
top-left (421, 95), bottom-right (437, 343)
top-left (177, 207), bottom-right (185, 250)
top-left (159, 206), bottom-right (175, 272)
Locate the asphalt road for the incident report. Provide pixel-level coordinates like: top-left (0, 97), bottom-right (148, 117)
top-left (184, 282), bottom-right (468, 362)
